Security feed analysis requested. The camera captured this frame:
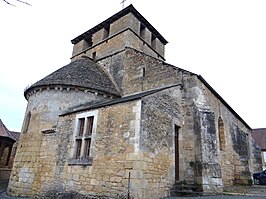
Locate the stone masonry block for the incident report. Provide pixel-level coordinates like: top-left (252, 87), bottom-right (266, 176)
top-left (126, 153), bottom-right (143, 161)
top-left (130, 170), bottom-right (143, 179)
top-left (110, 176), bottom-right (122, 183)
top-left (90, 179), bottom-right (100, 186)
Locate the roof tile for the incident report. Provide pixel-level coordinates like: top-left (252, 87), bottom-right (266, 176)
top-left (25, 58), bottom-right (120, 98)
top-left (252, 128), bottom-right (266, 150)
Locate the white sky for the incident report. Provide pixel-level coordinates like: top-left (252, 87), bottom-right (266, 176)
top-left (0, 0), bottom-right (265, 131)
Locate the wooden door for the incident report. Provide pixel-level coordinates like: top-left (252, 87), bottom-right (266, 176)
top-left (175, 125), bottom-right (180, 181)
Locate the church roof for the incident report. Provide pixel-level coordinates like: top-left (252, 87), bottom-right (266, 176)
top-left (0, 119), bottom-right (18, 141)
top-left (252, 128), bottom-right (266, 150)
top-left (61, 84), bottom-right (182, 116)
top-left (24, 58), bottom-right (121, 98)
top-left (71, 4), bottom-right (168, 45)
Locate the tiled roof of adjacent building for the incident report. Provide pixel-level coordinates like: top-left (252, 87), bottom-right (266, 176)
top-left (252, 128), bottom-right (266, 150)
top-left (24, 57), bottom-right (121, 98)
top-left (71, 4), bottom-right (168, 45)
top-left (0, 119), bottom-right (19, 141)
top-left (10, 131), bottom-right (20, 141)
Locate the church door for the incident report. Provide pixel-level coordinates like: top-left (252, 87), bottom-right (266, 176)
top-left (175, 125), bottom-right (180, 181)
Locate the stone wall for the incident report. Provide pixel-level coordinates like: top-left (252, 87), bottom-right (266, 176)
top-left (193, 108), bottom-right (223, 192)
top-left (11, 100), bottom-right (141, 198)
top-left (0, 168), bottom-right (12, 181)
top-left (250, 139), bottom-right (263, 173)
top-left (0, 141), bottom-right (19, 181)
top-left (58, 100), bottom-right (142, 198)
top-left (97, 48), bottom-right (171, 95)
top-left (189, 76), bottom-right (257, 189)
top-left (0, 145), bottom-right (10, 167)
top-left (139, 86), bottom-right (183, 198)
top-left (122, 48), bottom-right (181, 96)
top-left (97, 51), bottom-right (124, 93)
top-left (72, 30), bottom-right (164, 62)
top-left (72, 12), bottom-right (165, 61)
top-left (97, 48), bottom-right (182, 96)
top-left (97, 49), bottom-right (262, 194)
top-left (72, 31), bottom-right (128, 61)
top-left (36, 86), bottom-right (189, 199)
top-left (7, 89), bottom-right (107, 197)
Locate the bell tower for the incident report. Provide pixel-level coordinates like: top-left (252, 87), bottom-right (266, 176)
top-left (71, 4), bottom-right (168, 62)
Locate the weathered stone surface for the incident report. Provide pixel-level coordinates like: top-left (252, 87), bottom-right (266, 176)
top-left (8, 5), bottom-right (262, 199)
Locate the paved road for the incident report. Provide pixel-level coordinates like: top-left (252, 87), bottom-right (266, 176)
top-left (1, 180), bottom-right (266, 199)
top-left (166, 197), bottom-right (265, 199)
top-left (1, 192), bottom-right (265, 199)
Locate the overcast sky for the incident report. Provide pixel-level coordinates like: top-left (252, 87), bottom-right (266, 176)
top-left (0, 0), bottom-right (265, 131)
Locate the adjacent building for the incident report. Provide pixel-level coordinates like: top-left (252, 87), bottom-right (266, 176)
top-left (7, 5), bottom-right (262, 199)
top-left (0, 119), bottom-right (20, 181)
top-left (252, 128), bottom-right (266, 170)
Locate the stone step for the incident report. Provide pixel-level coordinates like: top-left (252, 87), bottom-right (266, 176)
top-left (170, 183), bottom-right (202, 197)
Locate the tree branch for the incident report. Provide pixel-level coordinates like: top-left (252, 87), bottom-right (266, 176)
top-left (3, 0), bottom-right (15, 6)
top-left (15, 0), bottom-right (31, 6)
top-left (3, 0), bottom-right (31, 6)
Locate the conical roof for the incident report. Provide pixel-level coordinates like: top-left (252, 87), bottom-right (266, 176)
top-left (0, 119), bottom-right (17, 141)
top-left (25, 58), bottom-right (120, 98)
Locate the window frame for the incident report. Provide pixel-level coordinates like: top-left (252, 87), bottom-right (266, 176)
top-left (68, 110), bottom-right (98, 166)
top-left (218, 116), bottom-right (226, 151)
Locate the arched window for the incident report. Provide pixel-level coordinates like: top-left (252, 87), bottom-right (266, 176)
top-left (23, 111), bottom-right (31, 133)
top-left (218, 117), bottom-right (226, 151)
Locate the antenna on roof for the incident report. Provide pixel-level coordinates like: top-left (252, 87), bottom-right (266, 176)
top-left (120, 0), bottom-right (126, 9)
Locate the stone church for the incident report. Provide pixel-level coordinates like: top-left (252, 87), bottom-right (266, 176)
top-left (7, 5), bottom-right (262, 199)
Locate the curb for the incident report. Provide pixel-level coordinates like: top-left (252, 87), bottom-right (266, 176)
top-left (224, 192), bottom-right (266, 197)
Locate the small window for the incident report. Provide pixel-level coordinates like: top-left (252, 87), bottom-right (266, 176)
top-left (142, 67), bottom-right (146, 77)
top-left (70, 111), bottom-right (98, 166)
top-left (103, 24), bottom-right (110, 39)
top-left (140, 23), bottom-right (146, 39)
top-left (23, 111), bottom-right (31, 133)
top-left (218, 117), bottom-right (226, 151)
top-left (74, 116), bottom-right (94, 159)
top-left (151, 34), bottom-right (156, 49)
top-left (92, 52), bottom-right (96, 61)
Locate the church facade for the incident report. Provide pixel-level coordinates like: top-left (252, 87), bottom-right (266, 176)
top-left (8, 5), bottom-right (262, 199)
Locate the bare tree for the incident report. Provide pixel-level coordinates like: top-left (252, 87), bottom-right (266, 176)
top-left (3, 0), bottom-right (31, 6)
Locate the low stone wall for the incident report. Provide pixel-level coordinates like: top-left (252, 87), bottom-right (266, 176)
top-left (0, 168), bottom-right (12, 181)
